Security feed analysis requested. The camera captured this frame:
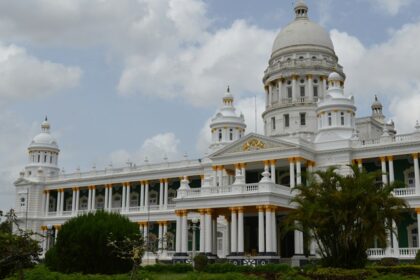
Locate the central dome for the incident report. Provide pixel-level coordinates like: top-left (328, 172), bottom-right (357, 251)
top-left (271, 0), bottom-right (334, 55)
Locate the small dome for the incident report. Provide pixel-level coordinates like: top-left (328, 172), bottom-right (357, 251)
top-left (328, 72), bottom-right (343, 81)
top-left (28, 118), bottom-right (59, 150)
top-left (271, 1), bottom-right (334, 56)
top-left (371, 95), bottom-right (382, 108)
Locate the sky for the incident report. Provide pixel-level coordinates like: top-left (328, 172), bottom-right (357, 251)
top-left (1, 0), bottom-right (420, 211)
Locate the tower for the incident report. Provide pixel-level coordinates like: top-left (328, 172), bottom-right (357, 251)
top-left (371, 95), bottom-right (385, 123)
top-left (209, 87), bottom-right (246, 152)
top-left (25, 117), bottom-right (60, 178)
top-left (262, 0), bottom-right (344, 140)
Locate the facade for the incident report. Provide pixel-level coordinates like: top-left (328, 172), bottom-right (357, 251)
top-left (14, 1), bottom-right (420, 265)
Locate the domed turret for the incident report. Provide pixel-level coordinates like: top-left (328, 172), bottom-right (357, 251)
top-left (262, 0), bottom-right (345, 141)
top-left (25, 117), bottom-right (60, 178)
top-left (371, 95), bottom-right (385, 123)
top-left (209, 87), bottom-right (246, 152)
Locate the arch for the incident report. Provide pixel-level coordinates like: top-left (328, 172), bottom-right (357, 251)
top-left (80, 196), bottom-right (88, 210)
top-left (112, 193), bottom-right (122, 208)
top-left (96, 194), bottom-right (105, 209)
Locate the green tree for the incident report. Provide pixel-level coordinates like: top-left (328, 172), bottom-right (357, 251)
top-left (0, 209), bottom-right (42, 279)
top-left (288, 165), bottom-right (407, 268)
top-left (45, 211), bottom-right (140, 274)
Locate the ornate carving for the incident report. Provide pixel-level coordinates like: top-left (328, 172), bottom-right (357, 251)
top-left (242, 139), bottom-right (265, 151)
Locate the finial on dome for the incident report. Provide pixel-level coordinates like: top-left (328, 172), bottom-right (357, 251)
top-left (41, 117), bottom-right (50, 133)
top-left (223, 85), bottom-right (234, 105)
top-left (294, 0), bottom-right (308, 19)
top-left (45, 115), bottom-right (48, 121)
top-left (227, 85), bottom-right (230, 93)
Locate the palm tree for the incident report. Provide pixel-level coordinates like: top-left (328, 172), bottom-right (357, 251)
top-left (288, 165), bottom-right (407, 268)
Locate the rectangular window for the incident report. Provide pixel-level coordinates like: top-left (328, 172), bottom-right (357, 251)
top-left (328, 112), bottom-right (332, 126)
top-left (284, 114), bottom-right (290, 128)
top-left (341, 112), bottom-right (345, 125)
top-left (300, 86), bottom-right (305, 97)
top-left (300, 113), bottom-right (306, 126)
top-left (271, 117), bottom-right (276, 130)
top-left (287, 87), bottom-right (292, 98)
top-left (313, 86), bottom-right (318, 97)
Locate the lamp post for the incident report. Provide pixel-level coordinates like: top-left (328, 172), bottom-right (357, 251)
top-left (190, 217), bottom-right (199, 267)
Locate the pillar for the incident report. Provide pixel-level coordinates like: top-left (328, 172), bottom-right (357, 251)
top-left (307, 74), bottom-right (313, 101)
top-left (87, 187), bottom-right (92, 211)
top-left (108, 185), bottom-right (113, 210)
top-left (104, 185), bottom-right (109, 210)
top-left (176, 212), bottom-right (182, 253)
top-left (388, 156), bottom-right (394, 183)
top-left (413, 154), bottom-right (420, 194)
top-left (121, 184), bottom-right (126, 211)
top-left (257, 206), bottom-right (265, 253)
top-left (265, 206), bottom-right (272, 253)
top-left (225, 217), bottom-right (231, 256)
top-left (392, 220), bottom-right (399, 256)
top-left (294, 223), bottom-right (304, 255)
top-left (321, 75), bottom-right (327, 95)
top-left (230, 208), bottom-right (237, 254)
top-left (205, 209), bottom-right (212, 254)
top-left (212, 217), bottom-right (217, 254)
top-left (164, 179), bottom-right (169, 208)
top-left (357, 159), bottom-right (363, 171)
top-left (92, 186), bottom-right (96, 210)
top-left (278, 79), bottom-right (283, 102)
top-left (144, 223), bottom-right (149, 249)
top-left (75, 188), bottom-right (79, 212)
top-left (213, 166), bottom-right (218, 186)
top-left (416, 208), bottom-right (420, 249)
top-left (199, 209), bottom-right (206, 253)
top-left (162, 221), bottom-right (168, 254)
top-left (181, 211), bottom-right (188, 254)
top-left (219, 166), bottom-right (224, 187)
top-left (271, 207), bottom-right (277, 253)
top-left (268, 84), bottom-right (273, 105)
top-left (159, 179), bottom-right (164, 209)
top-left (270, 160), bottom-right (276, 183)
top-left (45, 190), bottom-right (50, 215)
top-left (71, 188), bottom-right (76, 214)
top-left (126, 183), bottom-right (130, 211)
top-left (289, 158), bottom-right (295, 188)
top-left (158, 222), bottom-right (163, 252)
top-left (380, 156), bottom-right (388, 185)
top-left (296, 158), bottom-right (302, 185)
top-left (292, 75), bottom-right (297, 102)
top-left (140, 181), bottom-right (145, 209)
top-left (144, 181), bottom-right (149, 210)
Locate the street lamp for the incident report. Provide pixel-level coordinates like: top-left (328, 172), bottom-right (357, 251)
top-left (190, 217), bottom-right (199, 267)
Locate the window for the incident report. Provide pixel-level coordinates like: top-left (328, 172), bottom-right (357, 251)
top-left (37, 154), bottom-right (40, 162)
top-left (44, 154), bottom-right (47, 162)
top-left (300, 86), bottom-right (305, 97)
top-left (328, 112), bottom-right (332, 126)
top-left (271, 117), bottom-right (276, 130)
top-left (287, 87), bottom-right (292, 98)
top-left (313, 86), bottom-right (318, 97)
top-left (300, 79), bottom-right (305, 84)
top-left (341, 112), bottom-right (345, 125)
top-left (229, 129), bottom-right (233, 140)
top-left (313, 79), bottom-right (318, 84)
top-left (218, 129), bottom-right (222, 141)
top-left (300, 113), bottom-right (306, 126)
top-left (50, 155), bottom-right (53, 163)
top-left (299, 56), bottom-right (304, 60)
top-left (284, 114), bottom-right (290, 128)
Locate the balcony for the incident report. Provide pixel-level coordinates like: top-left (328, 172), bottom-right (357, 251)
top-left (367, 248), bottom-right (420, 260)
top-left (393, 187), bottom-right (416, 197)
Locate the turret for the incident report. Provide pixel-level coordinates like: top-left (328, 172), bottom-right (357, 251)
top-left (371, 95), bottom-right (385, 123)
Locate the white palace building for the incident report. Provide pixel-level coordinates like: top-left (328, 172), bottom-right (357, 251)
top-left (14, 1), bottom-right (420, 265)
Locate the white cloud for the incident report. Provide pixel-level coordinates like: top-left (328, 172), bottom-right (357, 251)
top-left (331, 23), bottom-right (420, 133)
top-left (389, 92), bottom-right (420, 132)
top-left (106, 132), bottom-right (182, 167)
top-left (0, 42), bottom-right (81, 104)
top-left (368, 0), bottom-right (413, 16)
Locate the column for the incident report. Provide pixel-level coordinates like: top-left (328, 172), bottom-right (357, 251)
top-left (268, 84), bottom-right (273, 105)
top-left (104, 185), bottom-right (109, 210)
top-left (292, 75), bottom-right (297, 102)
top-left (357, 159), bottom-right (363, 171)
top-left (265, 206), bottom-right (272, 253)
top-left (108, 185), bottom-right (113, 210)
top-left (321, 75), bottom-right (327, 95)
top-left (45, 190), bottom-right (50, 215)
top-left (71, 188), bottom-right (76, 214)
top-left (218, 166), bottom-right (224, 187)
top-left (199, 209), bottom-right (206, 253)
top-left (159, 179), bottom-right (164, 209)
top-left (144, 181), bottom-right (149, 210)
top-left (92, 186), bottom-right (96, 210)
top-left (162, 221), bottom-right (168, 254)
top-left (56, 189), bottom-right (62, 215)
top-left (143, 223), bottom-right (149, 249)
top-left (237, 208), bottom-right (244, 254)
top-left (307, 74), bottom-right (313, 101)
top-left (212, 217), bottom-right (217, 254)
top-left (294, 223), bottom-right (304, 255)
top-left (126, 183), bottom-right (130, 211)
top-left (87, 187), bottom-right (92, 211)
top-left (388, 156), bottom-right (395, 183)
top-left (380, 156), bottom-right (388, 185)
top-left (271, 207), bottom-right (277, 253)
top-left (205, 209), bottom-right (213, 254)
top-left (278, 79), bottom-right (283, 102)
top-left (270, 160), bottom-right (276, 183)
top-left (140, 181), bottom-right (145, 209)
top-left (417, 208), bottom-right (420, 249)
top-left (75, 188), bottom-right (80, 212)
top-left (138, 222), bottom-right (144, 236)
top-left (230, 208), bottom-right (237, 254)
top-left (296, 158), bottom-right (302, 185)
top-left (213, 166), bottom-right (218, 186)
top-left (241, 163), bottom-right (246, 182)
top-left (181, 211), bottom-right (188, 254)
top-left (164, 179), bottom-right (169, 208)
top-left (413, 154), bottom-right (420, 194)
top-left (121, 183), bottom-right (126, 211)
top-left (265, 88), bottom-right (269, 107)
top-left (257, 206), bottom-right (265, 254)
top-left (392, 220), bottom-right (399, 256)
top-left (176, 212), bottom-right (182, 253)
top-left (289, 158), bottom-right (295, 188)
top-left (158, 222), bottom-right (163, 252)
top-left (225, 216), bottom-right (231, 256)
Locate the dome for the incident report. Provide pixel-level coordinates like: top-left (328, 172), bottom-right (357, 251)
top-left (28, 118), bottom-right (59, 150)
top-left (328, 72), bottom-right (343, 81)
top-left (271, 1), bottom-right (334, 55)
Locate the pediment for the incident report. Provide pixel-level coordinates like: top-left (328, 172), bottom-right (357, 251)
top-left (210, 133), bottom-right (297, 158)
top-left (14, 177), bottom-right (34, 186)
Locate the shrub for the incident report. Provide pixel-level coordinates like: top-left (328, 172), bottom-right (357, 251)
top-left (141, 263), bottom-right (193, 273)
top-left (303, 267), bottom-right (372, 280)
top-left (378, 258), bottom-right (399, 267)
top-left (194, 254), bottom-right (208, 271)
top-left (372, 265), bottom-right (420, 276)
top-left (45, 211), bottom-right (140, 274)
top-left (415, 251), bottom-right (420, 265)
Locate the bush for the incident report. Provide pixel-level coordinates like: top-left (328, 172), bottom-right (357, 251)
top-left (45, 211), bottom-right (140, 275)
top-left (203, 263), bottom-right (291, 274)
top-left (194, 254), bottom-right (208, 271)
top-left (372, 265), bottom-right (420, 276)
top-left (141, 263), bottom-right (193, 273)
top-left (378, 258), bottom-right (399, 267)
top-left (304, 267), bottom-right (372, 280)
top-left (415, 251), bottom-right (420, 265)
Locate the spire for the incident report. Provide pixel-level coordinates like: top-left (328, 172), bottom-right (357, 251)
top-left (223, 85), bottom-right (234, 105)
top-left (41, 116), bottom-right (50, 133)
top-left (294, 0), bottom-right (308, 20)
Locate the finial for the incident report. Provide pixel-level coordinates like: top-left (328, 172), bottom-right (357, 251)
top-left (227, 85), bottom-right (230, 93)
top-left (45, 115), bottom-right (48, 121)
top-left (415, 120), bottom-right (420, 130)
top-left (294, 0), bottom-right (308, 19)
top-left (374, 95), bottom-right (378, 101)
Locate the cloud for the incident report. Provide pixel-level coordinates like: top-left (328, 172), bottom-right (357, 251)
top-left (0, 42), bottom-right (81, 104)
top-left (368, 0), bottom-right (413, 16)
top-left (331, 23), bottom-right (420, 133)
top-left (106, 132), bottom-right (182, 167)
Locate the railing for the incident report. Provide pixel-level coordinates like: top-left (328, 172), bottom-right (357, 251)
top-left (393, 188), bottom-right (416, 197)
top-left (265, 58), bottom-right (343, 74)
top-left (367, 248), bottom-right (385, 257)
top-left (367, 248), bottom-right (420, 259)
top-left (353, 133), bottom-right (420, 147)
top-left (399, 248), bottom-right (419, 257)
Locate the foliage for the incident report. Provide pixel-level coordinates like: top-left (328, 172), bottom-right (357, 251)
top-left (303, 267), bottom-right (373, 280)
top-left (372, 265), bottom-right (420, 276)
top-left (288, 165), bottom-right (407, 269)
top-left (193, 254), bottom-right (208, 271)
top-left (377, 258), bottom-right (399, 267)
top-left (202, 263), bottom-right (291, 274)
top-left (0, 209), bottom-right (42, 279)
top-left (45, 211), bottom-right (140, 275)
top-left (414, 250), bottom-right (420, 265)
top-left (141, 263), bottom-right (193, 273)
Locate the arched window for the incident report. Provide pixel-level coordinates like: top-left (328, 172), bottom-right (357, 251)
top-left (328, 112), bottom-right (332, 126)
top-left (218, 129), bottom-right (222, 141)
top-left (229, 129), bottom-right (233, 140)
top-left (341, 112), bottom-right (345, 125)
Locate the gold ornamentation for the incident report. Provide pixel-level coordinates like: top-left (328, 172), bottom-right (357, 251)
top-left (242, 139), bottom-right (265, 151)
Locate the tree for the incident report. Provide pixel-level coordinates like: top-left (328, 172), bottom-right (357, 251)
top-left (0, 209), bottom-right (42, 279)
top-left (288, 165), bottom-right (407, 268)
top-left (45, 211), bottom-right (140, 274)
